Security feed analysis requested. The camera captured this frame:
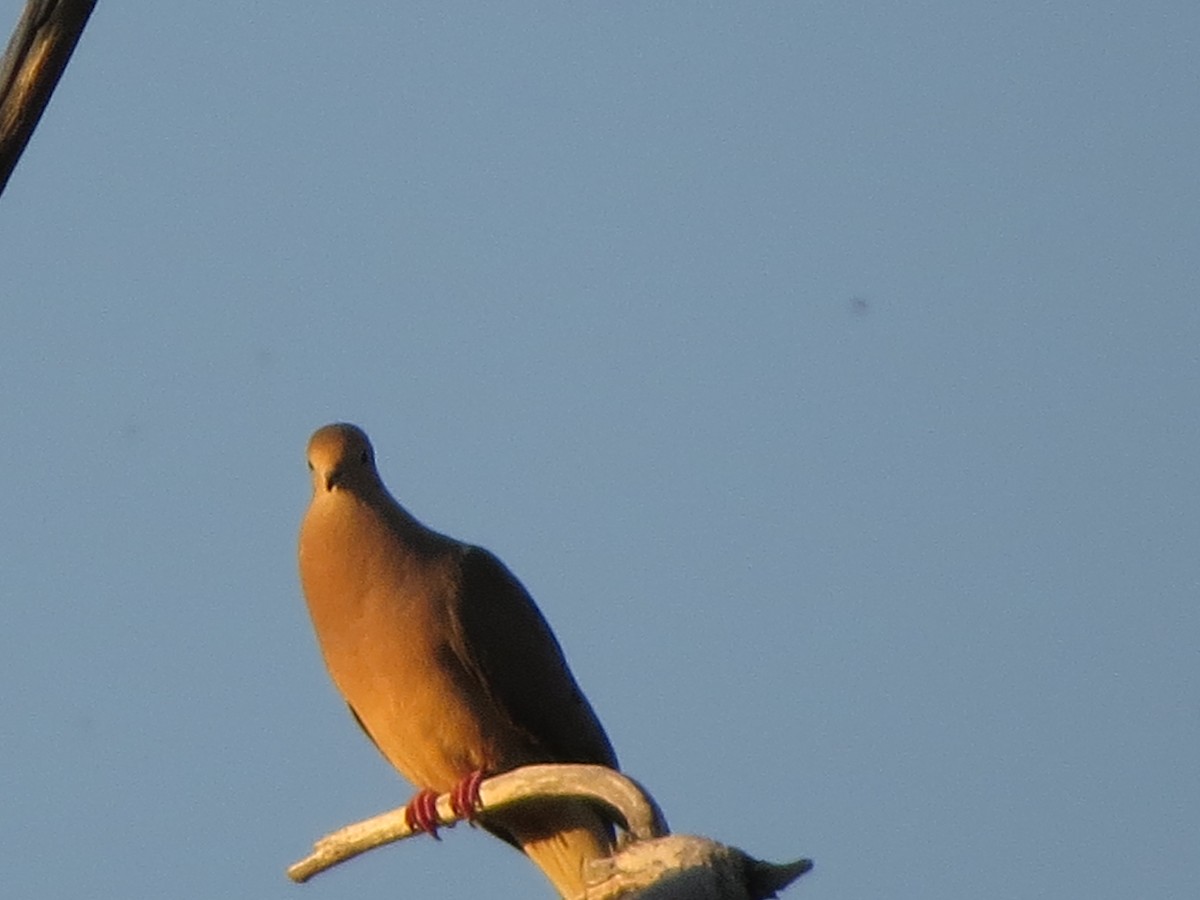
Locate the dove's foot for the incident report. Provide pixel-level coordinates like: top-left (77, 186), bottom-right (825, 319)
top-left (450, 770), bottom-right (485, 822)
top-left (404, 788), bottom-right (442, 840)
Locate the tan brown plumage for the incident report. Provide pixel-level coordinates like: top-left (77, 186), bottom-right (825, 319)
top-left (298, 423), bottom-right (617, 898)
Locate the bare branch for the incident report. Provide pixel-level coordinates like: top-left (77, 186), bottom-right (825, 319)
top-left (585, 836), bottom-right (812, 900)
top-left (0, 0), bottom-right (97, 196)
top-left (288, 764), bottom-right (811, 899)
top-left (287, 764), bottom-right (667, 884)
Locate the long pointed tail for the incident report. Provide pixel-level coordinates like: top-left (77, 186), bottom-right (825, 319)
top-left (488, 798), bottom-right (615, 899)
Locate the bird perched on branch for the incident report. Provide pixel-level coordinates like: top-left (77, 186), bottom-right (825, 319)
top-left (298, 423), bottom-right (619, 898)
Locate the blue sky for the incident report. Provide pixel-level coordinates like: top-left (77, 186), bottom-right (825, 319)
top-left (2, 2), bottom-right (1197, 898)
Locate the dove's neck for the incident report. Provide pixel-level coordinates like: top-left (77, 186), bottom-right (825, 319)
top-left (358, 484), bottom-right (456, 559)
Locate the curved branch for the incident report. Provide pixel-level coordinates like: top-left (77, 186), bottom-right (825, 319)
top-left (288, 763), bottom-right (811, 898)
top-left (287, 763), bottom-right (668, 884)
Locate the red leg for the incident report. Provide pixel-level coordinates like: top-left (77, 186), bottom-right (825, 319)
top-left (449, 769), bottom-right (485, 822)
top-left (404, 788), bottom-right (442, 840)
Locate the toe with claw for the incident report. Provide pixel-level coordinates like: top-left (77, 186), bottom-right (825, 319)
top-left (449, 770), bottom-right (485, 823)
top-left (404, 788), bottom-right (442, 840)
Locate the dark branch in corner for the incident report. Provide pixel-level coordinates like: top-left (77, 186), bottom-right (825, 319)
top-left (0, 0), bottom-right (97, 196)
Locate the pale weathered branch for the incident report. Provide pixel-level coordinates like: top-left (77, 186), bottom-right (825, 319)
top-left (585, 835), bottom-right (812, 900)
top-left (0, 0), bottom-right (97, 195)
top-left (288, 763), bottom-right (667, 883)
top-left (288, 763), bottom-right (812, 899)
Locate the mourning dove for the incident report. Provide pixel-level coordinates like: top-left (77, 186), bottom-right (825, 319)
top-left (298, 423), bottom-right (619, 899)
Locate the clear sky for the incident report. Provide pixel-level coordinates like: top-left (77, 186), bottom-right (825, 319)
top-left (2, 3), bottom-right (1197, 898)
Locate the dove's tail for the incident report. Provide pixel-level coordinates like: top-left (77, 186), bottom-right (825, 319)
top-left (487, 798), bottom-right (615, 900)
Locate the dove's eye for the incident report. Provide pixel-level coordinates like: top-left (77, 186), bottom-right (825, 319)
top-left (307, 461), bottom-right (314, 471)
top-left (360, 450), bottom-right (370, 464)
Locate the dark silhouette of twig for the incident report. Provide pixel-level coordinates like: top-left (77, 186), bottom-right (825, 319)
top-left (0, 0), bottom-right (97, 196)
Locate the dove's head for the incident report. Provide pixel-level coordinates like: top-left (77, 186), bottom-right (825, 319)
top-left (307, 423), bottom-right (381, 494)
